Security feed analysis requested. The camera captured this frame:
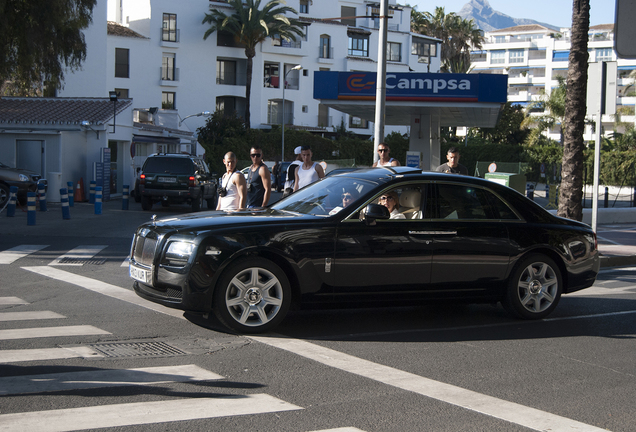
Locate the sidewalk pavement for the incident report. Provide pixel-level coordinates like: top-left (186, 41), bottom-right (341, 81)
top-left (1, 195), bottom-right (635, 268)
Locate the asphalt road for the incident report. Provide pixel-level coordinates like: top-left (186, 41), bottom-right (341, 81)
top-left (1, 199), bottom-right (635, 432)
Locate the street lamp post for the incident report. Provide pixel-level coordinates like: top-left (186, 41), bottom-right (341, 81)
top-left (179, 111), bottom-right (211, 127)
top-left (282, 64), bottom-right (303, 163)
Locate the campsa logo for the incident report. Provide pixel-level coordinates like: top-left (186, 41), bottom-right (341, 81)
top-left (386, 74), bottom-right (472, 93)
top-left (346, 74), bottom-right (376, 92)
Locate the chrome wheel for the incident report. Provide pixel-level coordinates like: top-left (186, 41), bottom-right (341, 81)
top-left (213, 258), bottom-right (290, 333)
top-left (503, 254), bottom-right (562, 320)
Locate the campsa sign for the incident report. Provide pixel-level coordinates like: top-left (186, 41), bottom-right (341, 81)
top-left (314, 71), bottom-right (507, 103)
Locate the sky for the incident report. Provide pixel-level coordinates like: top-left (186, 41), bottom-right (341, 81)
top-left (409, 1), bottom-right (616, 28)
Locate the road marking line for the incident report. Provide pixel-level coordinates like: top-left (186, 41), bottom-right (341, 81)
top-left (0, 394), bottom-right (302, 432)
top-left (0, 325), bottom-right (110, 341)
top-left (0, 311), bottom-right (65, 321)
top-left (48, 245), bottom-right (108, 266)
top-left (0, 364), bottom-right (223, 395)
top-left (309, 429), bottom-right (366, 432)
top-left (570, 285), bottom-right (636, 296)
top-left (0, 297), bottom-right (28, 305)
top-left (21, 266), bottom-right (186, 319)
top-left (250, 336), bottom-right (607, 432)
top-left (22, 267), bottom-right (616, 432)
top-left (0, 245), bottom-right (49, 264)
top-left (0, 347), bottom-right (103, 363)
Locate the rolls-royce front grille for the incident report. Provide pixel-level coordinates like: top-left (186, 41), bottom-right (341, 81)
top-left (133, 235), bottom-right (158, 267)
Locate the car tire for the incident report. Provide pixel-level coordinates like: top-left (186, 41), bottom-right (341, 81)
top-left (0, 184), bottom-right (9, 207)
top-left (191, 193), bottom-right (202, 212)
top-left (212, 257), bottom-right (291, 333)
top-left (502, 254), bottom-right (562, 320)
top-left (141, 195), bottom-right (153, 211)
top-left (134, 184), bottom-right (141, 203)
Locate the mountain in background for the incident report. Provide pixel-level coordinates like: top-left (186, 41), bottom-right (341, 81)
top-left (457, 0), bottom-right (560, 31)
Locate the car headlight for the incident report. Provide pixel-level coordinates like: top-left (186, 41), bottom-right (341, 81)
top-left (164, 241), bottom-right (196, 266)
top-left (18, 174), bottom-right (29, 182)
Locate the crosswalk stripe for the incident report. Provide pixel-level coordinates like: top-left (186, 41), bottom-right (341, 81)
top-left (251, 336), bottom-right (608, 432)
top-left (0, 297), bottom-right (28, 305)
top-left (22, 266), bottom-right (186, 319)
top-left (0, 394), bottom-right (303, 432)
top-left (0, 311), bottom-right (65, 322)
top-left (48, 245), bottom-right (108, 266)
top-left (309, 429), bottom-right (366, 432)
top-left (0, 245), bottom-right (49, 264)
top-left (0, 346), bottom-right (103, 363)
top-left (0, 325), bottom-right (110, 341)
top-left (0, 364), bottom-right (223, 395)
top-left (121, 256), bottom-right (130, 267)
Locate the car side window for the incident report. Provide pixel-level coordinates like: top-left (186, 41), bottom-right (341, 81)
top-left (436, 184), bottom-right (495, 220)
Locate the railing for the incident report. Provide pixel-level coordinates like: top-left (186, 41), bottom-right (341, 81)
top-left (267, 111), bottom-right (293, 126)
top-left (160, 67), bottom-right (180, 82)
top-left (319, 46), bottom-right (334, 59)
top-left (160, 28), bottom-right (180, 43)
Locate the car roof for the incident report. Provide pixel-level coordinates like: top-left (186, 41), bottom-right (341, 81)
top-left (147, 153), bottom-right (200, 159)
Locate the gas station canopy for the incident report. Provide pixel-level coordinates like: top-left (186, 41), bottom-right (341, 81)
top-left (313, 71), bottom-right (508, 127)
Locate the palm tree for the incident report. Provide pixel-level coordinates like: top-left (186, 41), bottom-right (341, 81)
top-left (522, 76), bottom-right (567, 145)
top-left (202, 0), bottom-right (304, 127)
top-left (411, 7), bottom-right (484, 73)
top-left (558, 0), bottom-right (590, 222)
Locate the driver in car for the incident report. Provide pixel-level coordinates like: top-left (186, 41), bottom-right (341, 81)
top-left (329, 187), bottom-right (358, 215)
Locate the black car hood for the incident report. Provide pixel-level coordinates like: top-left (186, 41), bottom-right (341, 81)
top-left (142, 208), bottom-right (318, 232)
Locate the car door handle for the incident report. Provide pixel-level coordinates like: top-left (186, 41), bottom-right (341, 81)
top-left (409, 231), bottom-right (457, 235)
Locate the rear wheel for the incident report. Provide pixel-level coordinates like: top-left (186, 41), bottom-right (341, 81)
top-left (141, 195), bottom-right (152, 211)
top-left (0, 184), bottom-right (9, 207)
top-left (212, 257), bottom-right (291, 333)
top-left (503, 254), bottom-right (562, 320)
top-left (191, 193), bottom-right (202, 212)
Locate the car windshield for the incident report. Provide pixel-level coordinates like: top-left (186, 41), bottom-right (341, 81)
top-left (271, 176), bottom-right (377, 216)
top-left (144, 158), bottom-right (193, 175)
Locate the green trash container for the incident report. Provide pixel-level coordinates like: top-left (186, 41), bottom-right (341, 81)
top-left (485, 172), bottom-right (526, 195)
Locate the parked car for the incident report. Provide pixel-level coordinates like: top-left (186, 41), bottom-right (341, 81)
top-left (138, 154), bottom-right (217, 212)
top-left (0, 161), bottom-right (45, 207)
top-left (129, 167), bottom-right (600, 333)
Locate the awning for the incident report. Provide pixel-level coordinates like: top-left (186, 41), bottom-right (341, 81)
top-left (552, 51), bottom-right (570, 60)
top-left (618, 65), bottom-right (636, 70)
top-left (132, 135), bottom-right (181, 144)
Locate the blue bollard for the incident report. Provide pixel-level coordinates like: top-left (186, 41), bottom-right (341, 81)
top-left (6, 186), bottom-right (18, 217)
top-left (122, 184), bottom-right (129, 210)
top-left (89, 181), bottom-right (96, 204)
top-left (27, 192), bottom-right (36, 225)
top-left (38, 182), bottom-right (47, 212)
top-left (545, 184), bottom-right (549, 200)
top-left (95, 186), bottom-right (102, 215)
top-left (67, 181), bottom-right (74, 207)
top-left (60, 188), bottom-right (71, 220)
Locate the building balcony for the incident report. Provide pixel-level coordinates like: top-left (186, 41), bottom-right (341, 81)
top-left (261, 38), bottom-right (305, 56)
top-left (160, 29), bottom-right (180, 46)
top-left (160, 68), bottom-right (179, 86)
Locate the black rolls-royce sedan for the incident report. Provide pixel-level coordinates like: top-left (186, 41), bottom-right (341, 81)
top-left (130, 167), bottom-right (599, 333)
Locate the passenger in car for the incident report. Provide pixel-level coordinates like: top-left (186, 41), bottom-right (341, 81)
top-left (380, 190), bottom-right (405, 219)
top-left (217, 152), bottom-right (246, 211)
top-left (329, 187), bottom-right (358, 215)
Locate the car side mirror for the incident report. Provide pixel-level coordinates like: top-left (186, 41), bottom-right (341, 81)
top-left (363, 203), bottom-right (390, 226)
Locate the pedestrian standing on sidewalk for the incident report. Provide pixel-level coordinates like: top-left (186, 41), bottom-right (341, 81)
top-left (294, 145), bottom-right (325, 192)
top-left (246, 146), bottom-right (271, 208)
top-left (436, 147), bottom-right (469, 175)
top-left (283, 147), bottom-right (303, 197)
top-left (217, 152), bottom-right (246, 211)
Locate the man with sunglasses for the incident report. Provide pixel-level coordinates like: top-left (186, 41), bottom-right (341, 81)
top-left (372, 143), bottom-right (400, 167)
top-left (246, 146), bottom-right (271, 207)
top-left (329, 187), bottom-right (358, 215)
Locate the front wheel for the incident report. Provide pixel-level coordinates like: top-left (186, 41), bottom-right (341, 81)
top-left (212, 258), bottom-right (291, 333)
top-left (502, 254), bottom-right (562, 320)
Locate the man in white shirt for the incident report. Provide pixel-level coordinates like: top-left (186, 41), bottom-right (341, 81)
top-left (294, 145), bottom-right (325, 191)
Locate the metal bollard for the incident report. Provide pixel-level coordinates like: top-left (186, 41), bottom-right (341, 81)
top-left (604, 186), bottom-right (609, 208)
top-left (60, 188), bottom-right (71, 220)
top-left (95, 186), bottom-right (102, 215)
top-left (526, 184), bottom-right (534, 200)
top-left (38, 182), bottom-right (47, 212)
top-left (6, 186), bottom-right (18, 217)
top-left (27, 192), bottom-right (36, 225)
top-left (67, 181), bottom-right (74, 207)
top-left (545, 184), bottom-right (549, 200)
top-left (89, 181), bottom-right (96, 204)
top-left (122, 184), bottom-right (129, 210)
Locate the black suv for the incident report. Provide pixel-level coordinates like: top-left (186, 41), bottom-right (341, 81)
top-left (139, 154), bottom-right (217, 212)
top-left (0, 161), bottom-right (44, 207)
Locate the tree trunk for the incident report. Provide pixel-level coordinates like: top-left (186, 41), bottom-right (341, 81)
top-left (558, 0), bottom-right (590, 221)
top-left (244, 46), bottom-right (255, 128)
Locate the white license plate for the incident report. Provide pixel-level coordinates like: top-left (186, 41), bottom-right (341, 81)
top-left (130, 264), bottom-right (151, 283)
top-left (158, 177), bottom-right (177, 183)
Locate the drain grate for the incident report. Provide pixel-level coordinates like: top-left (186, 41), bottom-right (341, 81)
top-left (86, 341), bottom-right (188, 358)
top-left (58, 257), bottom-right (107, 265)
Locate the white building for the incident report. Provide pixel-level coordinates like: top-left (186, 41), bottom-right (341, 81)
top-left (469, 23), bottom-right (636, 142)
top-left (58, 0), bottom-right (441, 140)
